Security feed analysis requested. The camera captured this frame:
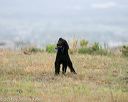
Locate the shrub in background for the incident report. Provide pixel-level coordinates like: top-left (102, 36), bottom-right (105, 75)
top-left (78, 41), bottom-right (108, 55)
top-left (46, 44), bottom-right (56, 53)
top-left (122, 45), bottom-right (128, 56)
top-left (80, 39), bottom-right (88, 48)
top-left (78, 47), bottom-right (93, 54)
top-left (78, 39), bottom-right (91, 54)
top-left (28, 47), bottom-right (44, 53)
top-left (92, 42), bottom-right (101, 51)
top-left (92, 49), bottom-right (108, 55)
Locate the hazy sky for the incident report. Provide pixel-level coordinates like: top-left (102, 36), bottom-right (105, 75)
top-left (0, 0), bottom-right (128, 47)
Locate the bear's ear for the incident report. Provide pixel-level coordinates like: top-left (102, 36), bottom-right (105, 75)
top-left (59, 37), bottom-right (62, 40)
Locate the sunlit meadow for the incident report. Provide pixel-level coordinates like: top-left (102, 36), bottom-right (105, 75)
top-left (0, 50), bottom-right (128, 102)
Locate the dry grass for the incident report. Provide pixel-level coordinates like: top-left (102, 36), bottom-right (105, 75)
top-left (0, 50), bottom-right (128, 102)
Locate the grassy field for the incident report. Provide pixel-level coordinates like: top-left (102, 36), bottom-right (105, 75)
top-left (0, 50), bottom-right (128, 102)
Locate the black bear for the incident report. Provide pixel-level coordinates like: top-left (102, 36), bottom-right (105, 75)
top-left (55, 38), bottom-right (77, 75)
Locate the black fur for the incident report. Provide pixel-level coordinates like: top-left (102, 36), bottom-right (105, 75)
top-left (55, 38), bottom-right (77, 75)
